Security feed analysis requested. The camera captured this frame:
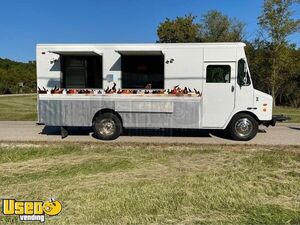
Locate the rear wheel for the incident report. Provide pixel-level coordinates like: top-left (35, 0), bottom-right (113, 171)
top-left (93, 113), bottom-right (122, 140)
top-left (227, 113), bottom-right (258, 141)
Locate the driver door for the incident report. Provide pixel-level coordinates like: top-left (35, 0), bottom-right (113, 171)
top-left (202, 62), bottom-right (236, 128)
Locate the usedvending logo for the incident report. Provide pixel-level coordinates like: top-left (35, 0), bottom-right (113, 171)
top-left (1, 198), bottom-right (62, 223)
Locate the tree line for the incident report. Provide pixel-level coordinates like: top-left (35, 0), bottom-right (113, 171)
top-left (0, 58), bottom-right (36, 94)
top-left (157, 0), bottom-right (300, 107)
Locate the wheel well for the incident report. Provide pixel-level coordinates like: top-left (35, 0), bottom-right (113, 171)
top-left (92, 108), bottom-right (123, 125)
top-left (230, 111), bottom-right (260, 124)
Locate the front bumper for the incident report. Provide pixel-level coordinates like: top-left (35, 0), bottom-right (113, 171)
top-left (262, 114), bottom-right (290, 127)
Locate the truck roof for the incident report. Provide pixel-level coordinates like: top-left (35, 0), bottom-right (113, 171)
top-left (37, 42), bottom-right (246, 48)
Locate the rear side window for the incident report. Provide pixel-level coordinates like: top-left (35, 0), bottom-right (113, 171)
top-left (206, 65), bottom-right (231, 83)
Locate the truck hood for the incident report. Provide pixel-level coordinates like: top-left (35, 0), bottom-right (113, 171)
top-left (253, 89), bottom-right (273, 121)
top-left (254, 89), bottom-right (273, 102)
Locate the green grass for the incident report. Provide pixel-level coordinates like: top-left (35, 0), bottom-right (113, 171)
top-left (0, 142), bottom-right (299, 224)
top-left (274, 106), bottom-right (300, 123)
top-left (0, 95), bottom-right (37, 121)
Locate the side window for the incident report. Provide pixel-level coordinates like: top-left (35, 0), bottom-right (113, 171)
top-left (237, 59), bottom-right (251, 86)
top-left (206, 65), bottom-right (231, 83)
top-left (121, 55), bottom-right (164, 89)
top-left (62, 56), bottom-right (103, 89)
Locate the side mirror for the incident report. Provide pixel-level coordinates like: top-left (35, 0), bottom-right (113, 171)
top-left (243, 75), bottom-right (248, 85)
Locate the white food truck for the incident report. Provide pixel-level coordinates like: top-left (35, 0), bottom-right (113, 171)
top-left (37, 42), bottom-right (278, 141)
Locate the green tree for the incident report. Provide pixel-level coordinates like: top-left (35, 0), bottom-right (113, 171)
top-left (157, 14), bottom-right (199, 43)
top-left (245, 40), bottom-right (273, 93)
top-left (157, 11), bottom-right (245, 43)
top-left (258, 0), bottom-right (300, 106)
top-left (0, 58), bottom-right (36, 94)
top-left (199, 11), bottom-right (245, 42)
top-left (281, 48), bottom-right (300, 107)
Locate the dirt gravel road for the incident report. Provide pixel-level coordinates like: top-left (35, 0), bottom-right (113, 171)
top-left (0, 121), bottom-right (299, 145)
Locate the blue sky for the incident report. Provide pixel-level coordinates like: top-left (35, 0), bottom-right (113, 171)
top-left (0, 0), bottom-right (299, 62)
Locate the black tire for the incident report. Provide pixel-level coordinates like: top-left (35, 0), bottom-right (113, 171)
top-left (93, 113), bottom-right (122, 140)
top-left (227, 113), bottom-right (258, 141)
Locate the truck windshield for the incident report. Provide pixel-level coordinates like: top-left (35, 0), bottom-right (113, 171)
top-left (237, 59), bottom-right (251, 86)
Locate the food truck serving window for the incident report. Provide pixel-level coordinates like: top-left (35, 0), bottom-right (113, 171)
top-left (62, 55), bottom-right (103, 89)
top-left (119, 52), bottom-right (164, 89)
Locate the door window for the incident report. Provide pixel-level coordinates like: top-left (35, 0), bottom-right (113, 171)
top-left (206, 65), bottom-right (231, 83)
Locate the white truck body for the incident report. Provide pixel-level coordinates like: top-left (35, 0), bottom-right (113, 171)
top-left (36, 43), bottom-right (273, 139)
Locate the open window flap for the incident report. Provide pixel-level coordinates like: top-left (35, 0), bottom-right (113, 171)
top-left (115, 50), bottom-right (164, 56)
top-left (49, 50), bottom-right (103, 56)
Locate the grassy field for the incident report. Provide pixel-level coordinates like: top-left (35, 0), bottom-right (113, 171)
top-left (0, 95), bottom-right (36, 121)
top-left (0, 142), bottom-right (299, 224)
top-left (274, 106), bottom-right (300, 123)
top-left (0, 94), bottom-right (299, 122)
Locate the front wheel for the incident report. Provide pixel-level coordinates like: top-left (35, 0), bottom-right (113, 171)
top-left (227, 113), bottom-right (258, 141)
top-left (93, 113), bottom-right (122, 140)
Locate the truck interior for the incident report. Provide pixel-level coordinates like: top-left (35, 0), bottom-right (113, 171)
top-left (118, 51), bottom-right (164, 89)
top-left (61, 55), bottom-right (103, 89)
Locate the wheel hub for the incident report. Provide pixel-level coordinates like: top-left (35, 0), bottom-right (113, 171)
top-left (235, 118), bottom-right (253, 137)
top-left (99, 119), bottom-right (116, 136)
